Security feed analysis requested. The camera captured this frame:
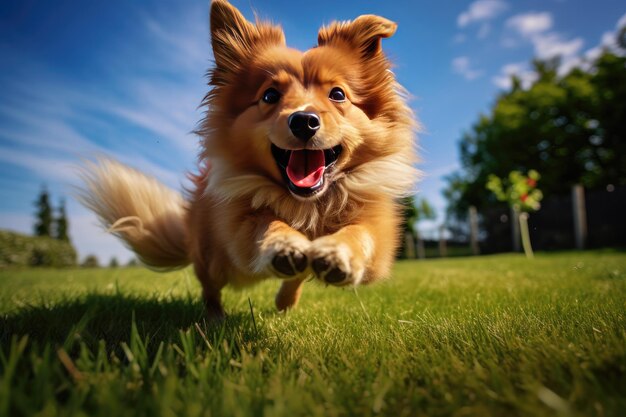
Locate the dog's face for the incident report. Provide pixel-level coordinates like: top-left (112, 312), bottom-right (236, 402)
top-left (204, 0), bottom-right (410, 201)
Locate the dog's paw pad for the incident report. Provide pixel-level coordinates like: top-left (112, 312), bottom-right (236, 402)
top-left (310, 245), bottom-right (355, 285)
top-left (325, 267), bottom-right (347, 283)
top-left (311, 258), bottom-right (330, 275)
top-left (312, 258), bottom-right (347, 284)
top-left (272, 250), bottom-right (307, 276)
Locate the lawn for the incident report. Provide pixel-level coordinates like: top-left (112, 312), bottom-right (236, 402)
top-left (1, 251), bottom-right (625, 417)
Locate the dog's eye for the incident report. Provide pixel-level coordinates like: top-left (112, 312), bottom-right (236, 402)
top-left (262, 88), bottom-right (281, 104)
top-left (329, 87), bottom-right (346, 102)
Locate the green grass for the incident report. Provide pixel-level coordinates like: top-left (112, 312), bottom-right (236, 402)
top-left (1, 251), bottom-right (625, 417)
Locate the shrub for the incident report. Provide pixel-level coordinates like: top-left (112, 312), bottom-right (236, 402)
top-left (81, 255), bottom-right (100, 268)
top-left (0, 230), bottom-right (77, 268)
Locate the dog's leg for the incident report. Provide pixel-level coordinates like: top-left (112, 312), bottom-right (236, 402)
top-left (248, 218), bottom-right (311, 279)
top-left (309, 216), bottom-right (397, 286)
top-left (244, 218), bottom-right (312, 311)
top-left (308, 225), bottom-right (372, 285)
top-left (275, 278), bottom-right (305, 311)
top-left (193, 262), bottom-right (226, 320)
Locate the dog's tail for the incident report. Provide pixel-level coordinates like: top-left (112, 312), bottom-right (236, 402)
top-left (77, 159), bottom-right (190, 269)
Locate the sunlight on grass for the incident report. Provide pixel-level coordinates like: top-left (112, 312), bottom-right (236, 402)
top-left (1, 251), bottom-right (625, 416)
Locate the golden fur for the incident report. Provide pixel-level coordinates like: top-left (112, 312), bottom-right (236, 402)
top-left (79, 0), bottom-right (419, 318)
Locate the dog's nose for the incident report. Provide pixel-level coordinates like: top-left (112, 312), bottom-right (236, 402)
top-left (288, 111), bottom-right (320, 141)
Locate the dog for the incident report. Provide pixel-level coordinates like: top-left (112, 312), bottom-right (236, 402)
top-left (79, 0), bottom-right (418, 318)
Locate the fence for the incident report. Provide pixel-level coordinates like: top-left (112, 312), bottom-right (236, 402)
top-left (480, 184), bottom-right (626, 253)
top-left (405, 184), bottom-right (625, 259)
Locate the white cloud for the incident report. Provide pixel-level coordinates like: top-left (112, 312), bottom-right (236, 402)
top-left (504, 11), bottom-right (583, 75)
top-left (458, 0), bottom-right (508, 27)
top-left (583, 13), bottom-right (626, 63)
top-left (501, 37), bottom-right (519, 48)
top-left (0, 104), bottom-right (184, 190)
top-left (0, 4), bottom-right (208, 263)
top-left (0, 147), bottom-right (77, 182)
top-left (584, 32), bottom-right (614, 62)
top-left (426, 163), bottom-right (461, 179)
top-left (532, 33), bottom-right (584, 60)
top-left (506, 12), bottom-right (553, 37)
top-left (477, 23), bottom-right (491, 39)
top-left (452, 56), bottom-right (484, 80)
top-left (453, 33), bottom-right (468, 44)
top-left (496, 10), bottom-right (626, 89)
top-left (618, 12), bottom-right (626, 30)
top-left (492, 62), bottom-right (538, 90)
top-left (142, 15), bottom-right (208, 71)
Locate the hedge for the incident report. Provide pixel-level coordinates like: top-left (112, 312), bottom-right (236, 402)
top-left (0, 230), bottom-right (77, 268)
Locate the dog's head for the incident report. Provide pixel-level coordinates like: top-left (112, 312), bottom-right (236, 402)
top-left (201, 0), bottom-right (415, 204)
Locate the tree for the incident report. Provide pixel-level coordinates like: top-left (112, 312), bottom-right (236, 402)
top-left (54, 198), bottom-right (70, 241)
top-left (444, 45), bottom-right (626, 218)
top-left (34, 186), bottom-right (53, 237)
top-left (414, 197), bottom-right (436, 259)
top-left (109, 257), bottom-right (119, 268)
top-left (487, 170), bottom-right (543, 258)
top-left (81, 255), bottom-right (100, 268)
top-left (400, 196), bottom-right (435, 259)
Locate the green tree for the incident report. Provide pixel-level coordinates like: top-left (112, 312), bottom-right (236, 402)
top-left (34, 186), bottom-right (53, 237)
top-left (486, 170), bottom-right (543, 258)
top-left (54, 198), bottom-right (70, 241)
top-left (81, 255), bottom-right (100, 268)
top-left (444, 44), bottom-right (626, 217)
top-left (109, 257), bottom-right (119, 268)
top-left (401, 196), bottom-right (435, 258)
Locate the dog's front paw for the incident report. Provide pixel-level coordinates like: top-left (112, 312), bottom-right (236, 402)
top-left (257, 234), bottom-right (310, 278)
top-left (271, 246), bottom-right (307, 277)
top-left (309, 238), bottom-right (365, 285)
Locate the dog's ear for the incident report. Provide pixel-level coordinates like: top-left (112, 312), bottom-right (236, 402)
top-left (318, 15), bottom-right (397, 59)
top-left (210, 0), bottom-right (284, 81)
top-left (210, 0), bottom-right (256, 71)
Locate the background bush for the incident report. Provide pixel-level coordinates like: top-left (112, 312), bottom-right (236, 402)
top-left (0, 230), bottom-right (77, 268)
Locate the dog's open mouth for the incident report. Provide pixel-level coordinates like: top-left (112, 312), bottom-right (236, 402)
top-left (271, 144), bottom-right (342, 196)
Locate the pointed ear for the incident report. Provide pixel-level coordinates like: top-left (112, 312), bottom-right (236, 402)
top-left (318, 15), bottom-right (397, 58)
top-left (210, 0), bottom-right (285, 77)
top-left (210, 0), bottom-right (256, 70)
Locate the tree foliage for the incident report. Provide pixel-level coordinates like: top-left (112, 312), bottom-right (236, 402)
top-left (34, 186), bottom-right (52, 237)
top-left (34, 188), bottom-right (71, 242)
top-left (444, 42), bottom-right (626, 216)
top-left (486, 170), bottom-right (543, 212)
top-left (401, 196), bottom-right (435, 235)
top-left (54, 198), bottom-right (70, 241)
top-left (0, 230), bottom-right (77, 267)
top-left (82, 255), bottom-right (100, 268)
top-left (399, 196), bottom-right (436, 259)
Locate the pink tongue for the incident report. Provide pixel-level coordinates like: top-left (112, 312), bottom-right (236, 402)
top-left (286, 150), bottom-right (325, 188)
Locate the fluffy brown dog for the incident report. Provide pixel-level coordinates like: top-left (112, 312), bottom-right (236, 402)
top-left (80, 0), bottom-right (418, 318)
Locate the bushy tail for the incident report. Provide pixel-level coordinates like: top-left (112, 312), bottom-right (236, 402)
top-left (78, 159), bottom-right (190, 269)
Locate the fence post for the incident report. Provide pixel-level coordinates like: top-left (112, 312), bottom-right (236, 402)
top-left (439, 224), bottom-right (447, 258)
top-left (416, 232), bottom-right (426, 259)
top-left (572, 184), bottom-right (587, 249)
top-left (511, 206), bottom-right (521, 252)
top-left (469, 206), bottom-right (480, 255)
top-left (404, 231), bottom-right (416, 259)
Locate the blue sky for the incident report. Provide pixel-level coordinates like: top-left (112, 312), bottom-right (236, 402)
top-left (1, 0), bottom-right (625, 263)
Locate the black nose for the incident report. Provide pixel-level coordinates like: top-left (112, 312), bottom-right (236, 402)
top-left (288, 111), bottom-right (320, 141)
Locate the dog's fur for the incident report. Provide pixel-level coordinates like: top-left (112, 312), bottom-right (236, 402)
top-left (79, 0), bottom-right (418, 318)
